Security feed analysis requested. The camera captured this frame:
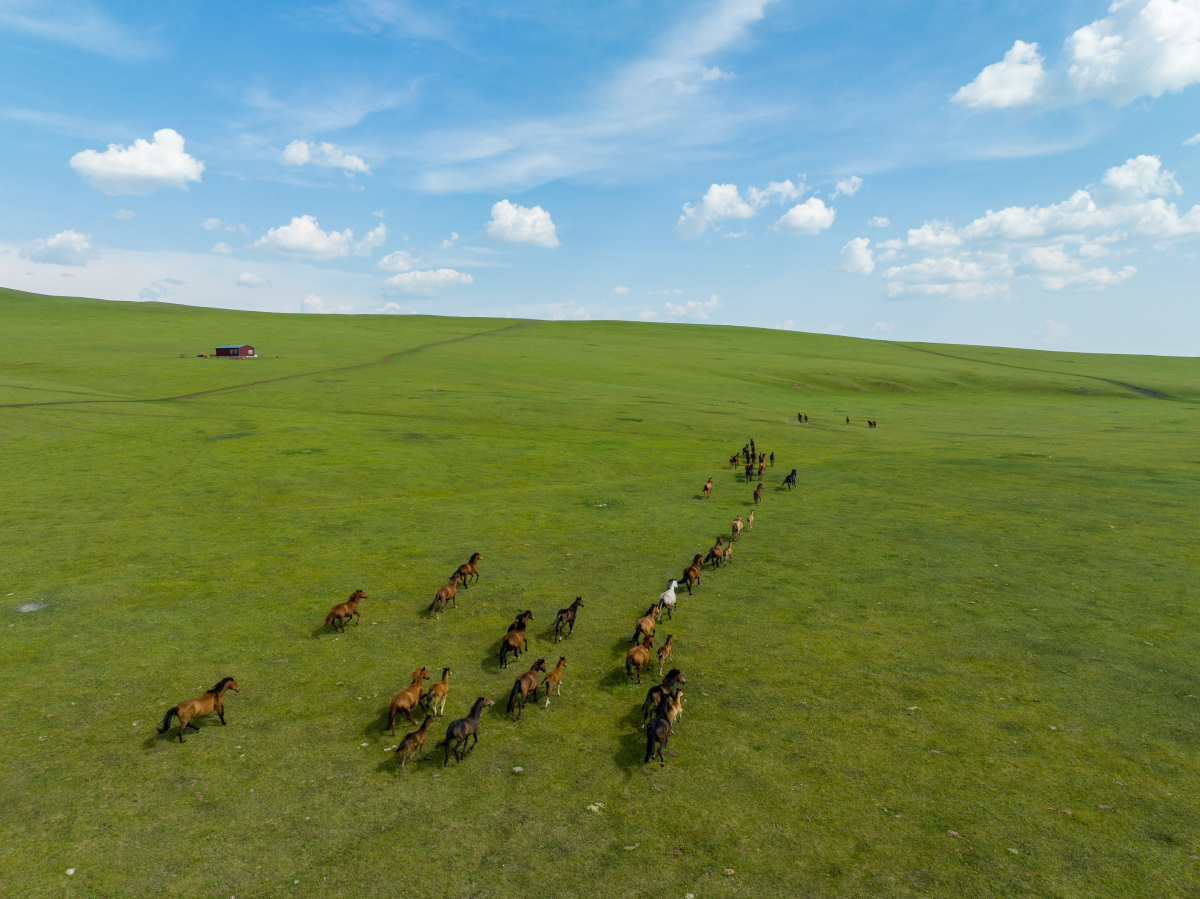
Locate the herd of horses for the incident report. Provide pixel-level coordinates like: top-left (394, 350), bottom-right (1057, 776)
top-left (156, 435), bottom-right (800, 771)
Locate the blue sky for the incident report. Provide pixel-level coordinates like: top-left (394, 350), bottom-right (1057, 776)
top-left (2, 0), bottom-right (1199, 353)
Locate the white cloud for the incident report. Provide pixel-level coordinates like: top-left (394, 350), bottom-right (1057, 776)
top-left (112, 208), bottom-right (135, 220)
top-left (354, 223), bottom-right (387, 256)
top-left (1101, 154), bottom-right (1181, 198)
top-left (281, 139), bottom-right (371, 175)
top-left (138, 277), bottom-right (185, 302)
top-left (868, 321), bottom-right (895, 332)
top-left (869, 216), bottom-right (891, 228)
top-left (1042, 265), bottom-right (1137, 291)
top-left (0, 1), bottom-right (158, 60)
top-left (301, 293), bottom-right (352, 314)
top-left (20, 230), bottom-right (96, 266)
top-left (839, 237), bottom-right (875, 275)
top-left (953, 40), bottom-right (1046, 109)
top-left (485, 199), bottom-right (560, 247)
top-left (665, 293), bottom-right (721, 320)
top-left (614, 285), bottom-right (629, 295)
top-left (638, 309), bottom-right (658, 320)
top-left (211, 241), bottom-right (233, 254)
top-left (377, 250), bottom-right (416, 272)
top-left (384, 268), bottom-right (474, 293)
top-left (831, 175), bottom-right (863, 198)
top-left (69, 128), bottom-right (204, 195)
top-left (907, 219), bottom-right (962, 247)
top-left (1186, 132), bottom-right (1200, 145)
top-left (677, 183), bottom-right (755, 239)
top-left (377, 301), bottom-right (416, 314)
top-left (441, 232), bottom-right (459, 248)
top-left (252, 215), bottom-right (354, 258)
top-left (237, 272), bottom-right (270, 288)
top-left (747, 179), bottom-right (803, 207)
top-left (774, 197), bottom-right (836, 234)
top-left (203, 218), bottom-right (248, 233)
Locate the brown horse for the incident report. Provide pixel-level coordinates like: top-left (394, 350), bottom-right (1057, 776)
top-left (396, 714), bottom-right (435, 772)
top-left (452, 552), bottom-right (482, 587)
top-left (506, 659), bottom-right (547, 720)
top-left (729, 454), bottom-right (739, 468)
top-left (388, 667), bottom-right (431, 735)
top-left (540, 657), bottom-right (567, 707)
top-left (758, 461), bottom-right (765, 479)
top-left (552, 597), bottom-right (584, 643)
top-left (626, 635), bottom-right (654, 683)
top-left (426, 667), bottom-right (451, 716)
top-left (428, 573), bottom-right (463, 619)
top-left (436, 697), bottom-right (494, 765)
top-left (323, 589), bottom-right (365, 632)
top-left (702, 477), bottom-right (713, 499)
top-left (631, 604), bottom-right (657, 644)
top-left (704, 537), bottom-right (724, 569)
top-left (500, 620), bottom-right (528, 668)
top-left (645, 692), bottom-right (674, 766)
top-left (657, 634), bottom-right (674, 676)
top-left (731, 515), bottom-right (743, 541)
top-left (157, 677), bottom-right (240, 743)
top-left (753, 483), bottom-right (763, 505)
top-left (508, 610), bottom-right (534, 632)
top-left (680, 554), bottom-right (703, 595)
top-left (642, 669), bottom-right (685, 728)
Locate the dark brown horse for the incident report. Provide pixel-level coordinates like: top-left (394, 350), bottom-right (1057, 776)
top-left (452, 552), bottom-right (482, 587)
top-left (645, 691), bottom-right (674, 766)
top-left (753, 483), bottom-right (763, 505)
top-left (157, 677), bottom-right (240, 743)
top-left (396, 714), bottom-right (435, 772)
top-left (729, 454), bottom-right (739, 468)
top-left (436, 697), bottom-right (494, 765)
top-left (428, 573), bottom-right (464, 619)
top-left (552, 597), bottom-right (584, 643)
top-left (680, 554), bottom-right (703, 595)
top-left (642, 669), bottom-right (685, 728)
top-left (500, 619), bottom-right (528, 668)
top-left (324, 589), bottom-right (365, 632)
top-left (783, 469), bottom-right (797, 490)
top-left (508, 610), bottom-right (534, 632)
top-left (506, 659), bottom-right (547, 720)
top-left (704, 537), bottom-right (724, 569)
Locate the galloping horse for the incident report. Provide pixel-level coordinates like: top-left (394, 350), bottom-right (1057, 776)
top-left (744, 461), bottom-right (754, 482)
top-left (631, 604), bottom-right (657, 644)
top-left (680, 554), bottom-right (703, 595)
top-left (721, 544), bottom-right (733, 566)
top-left (626, 635), bottom-right (654, 683)
top-left (324, 590), bottom-right (365, 632)
top-left (655, 579), bottom-right (678, 621)
top-left (396, 714), bottom-right (435, 772)
top-left (436, 697), bottom-right (494, 765)
top-left (753, 483), bottom-right (763, 505)
top-left (783, 469), bottom-right (798, 490)
top-left (747, 510), bottom-right (754, 530)
top-left (645, 692), bottom-right (674, 766)
top-left (729, 454), bottom-right (739, 468)
top-left (657, 634), bottom-right (675, 676)
top-left (508, 610), bottom-right (534, 632)
top-left (506, 659), bottom-right (547, 720)
top-left (642, 669), bottom-right (685, 728)
top-left (388, 667), bottom-right (431, 734)
top-left (704, 537), bottom-right (724, 569)
top-left (552, 597), bottom-right (584, 643)
top-left (500, 619), bottom-right (528, 668)
top-left (157, 677), bottom-right (240, 743)
top-left (452, 552), bottom-right (482, 587)
top-left (426, 667), bottom-right (451, 716)
top-left (428, 573), bottom-right (464, 619)
top-left (702, 478), bottom-right (713, 499)
top-left (540, 657), bottom-right (567, 707)
top-left (731, 515), bottom-right (743, 541)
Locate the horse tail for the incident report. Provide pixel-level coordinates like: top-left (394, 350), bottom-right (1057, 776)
top-left (157, 706), bottom-right (179, 734)
top-left (427, 596), bottom-right (439, 614)
top-left (645, 726), bottom-right (656, 763)
top-left (506, 680), bottom-right (520, 714)
top-left (499, 641), bottom-right (509, 666)
top-left (387, 703), bottom-right (398, 734)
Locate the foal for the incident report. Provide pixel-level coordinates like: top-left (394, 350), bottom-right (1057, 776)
top-left (747, 510), bottom-right (754, 530)
top-left (428, 573), bottom-right (463, 619)
top-left (667, 688), bottom-right (684, 730)
top-left (626, 635), bottom-right (654, 683)
top-left (157, 677), bottom-right (240, 743)
top-left (702, 477), bottom-right (713, 499)
top-left (436, 697), bottom-right (493, 765)
top-left (631, 604), bottom-right (657, 644)
top-left (540, 657), bottom-right (567, 707)
top-left (642, 669), bottom-right (685, 728)
top-left (680, 554), bottom-right (703, 595)
top-left (426, 667), bottom-right (451, 716)
top-left (731, 515), bottom-right (743, 541)
top-left (452, 552), bottom-right (483, 587)
top-left (721, 544), bottom-right (733, 566)
top-left (388, 666), bottom-right (431, 734)
top-left (324, 589), bottom-right (365, 632)
top-left (396, 714), bottom-right (435, 772)
top-left (753, 483), bottom-right (763, 505)
top-left (506, 659), bottom-right (547, 720)
top-left (552, 597), bottom-right (584, 643)
top-left (657, 634), bottom-right (674, 676)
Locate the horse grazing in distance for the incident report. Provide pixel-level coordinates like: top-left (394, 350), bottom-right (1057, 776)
top-left (631, 605), bottom-right (657, 644)
top-left (702, 477), bottom-right (713, 499)
top-left (552, 597), bottom-right (584, 643)
top-left (436, 697), bottom-right (493, 765)
top-left (783, 469), bottom-right (798, 490)
top-left (645, 692), bottom-right (674, 766)
top-left (499, 619), bottom-right (528, 668)
top-left (324, 589), bottom-right (365, 632)
top-left (642, 669), bottom-right (686, 728)
top-left (540, 657), bottom-right (567, 707)
top-left (731, 515), bottom-right (743, 541)
top-left (157, 677), bottom-right (240, 743)
top-left (396, 714), bottom-right (435, 772)
top-left (452, 552), bottom-right (482, 587)
top-left (656, 579), bottom-right (678, 621)
top-left (506, 659), bottom-right (547, 720)
top-left (753, 483), bottom-right (763, 505)
top-left (426, 667), bottom-right (451, 716)
top-left (680, 554), bottom-right (703, 595)
top-left (657, 634), bottom-right (674, 676)
top-left (508, 610), bottom-right (534, 632)
top-left (704, 537), bottom-right (724, 569)
top-left (428, 573), bottom-right (464, 619)
top-left (388, 667), bottom-right (431, 734)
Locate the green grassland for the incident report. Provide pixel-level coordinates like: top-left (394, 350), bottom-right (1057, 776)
top-left (1, 286), bottom-right (1199, 898)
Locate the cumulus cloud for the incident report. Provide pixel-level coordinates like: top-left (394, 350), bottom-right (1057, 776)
top-left (869, 216), bottom-right (891, 228)
top-left (281, 140), bottom-right (371, 174)
top-left (211, 241), bottom-right (233, 254)
top-left (747, 179), bottom-right (803, 207)
top-left (69, 128), bottom-right (203, 195)
top-left (1101, 154), bottom-right (1181, 198)
top-left (831, 176), bottom-right (863, 198)
top-left (775, 197), bottom-right (836, 234)
top-left (236, 272), bottom-right (270, 288)
top-left (354, 223), bottom-right (387, 256)
top-left (252, 215), bottom-right (354, 258)
top-left (840, 237), bottom-right (875, 275)
top-left (485, 200), bottom-right (559, 247)
top-left (953, 40), bottom-right (1046, 108)
top-left (203, 218), bottom-right (248, 233)
top-left (665, 294), bottom-right (721, 320)
top-left (20, 230), bottom-right (96, 266)
top-left (377, 249), bottom-right (416, 272)
top-left (676, 183), bottom-right (756, 239)
top-left (301, 294), bottom-right (352, 314)
top-left (384, 268), bottom-right (474, 293)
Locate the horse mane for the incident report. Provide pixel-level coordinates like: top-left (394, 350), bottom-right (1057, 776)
top-left (209, 676), bottom-right (235, 694)
top-left (664, 668), bottom-right (681, 680)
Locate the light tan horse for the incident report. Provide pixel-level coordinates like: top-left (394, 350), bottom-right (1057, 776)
top-left (657, 634), bottom-right (674, 676)
top-left (540, 657), bottom-right (567, 707)
top-left (426, 667), bottom-right (451, 716)
top-left (388, 667), bottom-right (431, 735)
top-left (731, 515), bottom-right (743, 541)
top-left (157, 677), bottom-right (240, 743)
top-left (702, 477), bottom-right (713, 499)
top-left (631, 604), bottom-right (657, 644)
top-left (747, 510), bottom-right (754, 530)
top-left (667, 688), bottom-right (684, 730)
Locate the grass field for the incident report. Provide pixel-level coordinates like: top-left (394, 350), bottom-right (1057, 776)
top-left (1, 285), bottom-right (1199, 898)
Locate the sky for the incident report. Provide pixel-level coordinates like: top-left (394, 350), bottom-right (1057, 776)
top-left (2, 0), bottom-right (1200, 354)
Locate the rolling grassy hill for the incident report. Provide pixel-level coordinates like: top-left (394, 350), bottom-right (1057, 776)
top-left (1, 286), bottom-right (1198, 898)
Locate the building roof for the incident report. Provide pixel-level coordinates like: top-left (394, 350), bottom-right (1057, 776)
top-left (216, 344), bottom-right (253, 349)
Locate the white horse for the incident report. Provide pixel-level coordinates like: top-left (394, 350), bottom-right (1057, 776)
top-left (656, 579), bottom-right (678, 621)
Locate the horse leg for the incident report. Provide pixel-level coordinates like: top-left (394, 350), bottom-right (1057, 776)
top-left (658, 733), bottom-right (668, 766)
top-left (218, 709), bottom-right (226, 725)
top-left (469, 732), bottom-right (478, 754)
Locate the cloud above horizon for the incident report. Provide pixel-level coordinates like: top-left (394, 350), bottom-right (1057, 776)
top-left (69, 129), bottom-right (203, 195)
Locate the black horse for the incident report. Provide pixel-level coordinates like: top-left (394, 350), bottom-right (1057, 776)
top-left (552, 597), bottom-right (584, 643)
top-left (744, 462), bottom-right (753, 482)
top-left (783, 469), bottom-right (797, 490)
top-left (435, 697), bottom-right (494, 765)
top-left (645, 691), bottom-right (675, 766)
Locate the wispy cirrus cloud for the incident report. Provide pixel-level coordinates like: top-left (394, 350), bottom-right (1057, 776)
top-left (0, 0), bottom-right (159, 60)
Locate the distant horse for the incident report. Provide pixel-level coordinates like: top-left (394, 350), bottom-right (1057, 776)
top-left (499, 620), bottom-right (528, 668)
top-left (770, 452), bottom-right (775, 467)
top-left (731, 515), bottom-right (743, 541)
top-left (846, 416), bottom-right (850, 424)
top-left (702, 477), bottom-right (713, 499)
top-left (642, 669), bottom-right (685, 728)
top-left (157, 677), bottom-right (240, 743)
top-left (452, 552), bottom-right (482, 587)
top-left (680, 555), bottom-right (703, 595)
top-left (798, 412), bottom-right (803, 423)
top-left (428, 573), bottom-right (464, 619)
top-left (644, 692), bottom-right (674, 767)
top-left (506, 659), bottom-right (547, 720)
top-left (426, 667), bottom-right (451, 716)
top-left (396, 714), bottom-right (435, 772)
top-left (783, 469), bottom-right (797, 490)
top-left (655, 579), bottom-right (678, 621)
top-left (388, 666), bottom-right (431, 734)
top-left (631, 604), bottom-right (658, 644)
top-left (552, 597), bottom-right (584, 643)
top-left (758, 461), bottom-right (765, 479)
top-left (753, 483), bottom-right (763, 505)
top-left (324, 589), bottom-right (365, 632)
top-left (626, 635), bottom-right (654, 683)
top-left (729, 454), bottom-right (739, 468)
top-left (540, 657), bottom-right (567, 707)
top-left (657, 634), bottom-right (674, 676)
top-left (436, 697), bottom-right (494, 765)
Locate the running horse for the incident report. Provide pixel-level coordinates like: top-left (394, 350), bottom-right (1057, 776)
top-left (157, 677), bottom-right (240, 743)
top-left (552, 597), bottom-right (584, 643)
top-left (323, 589), bottom-right (365, 632)
top-left (452, 552), bottom-right (483, 587)
top-left (436, 697), bottom-right (494, 765)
